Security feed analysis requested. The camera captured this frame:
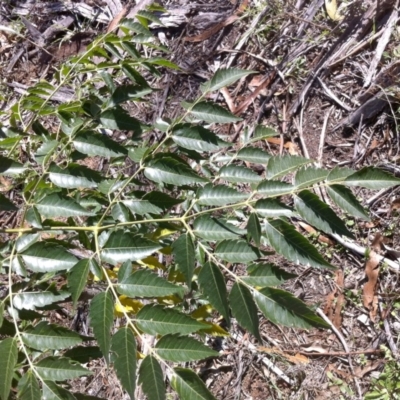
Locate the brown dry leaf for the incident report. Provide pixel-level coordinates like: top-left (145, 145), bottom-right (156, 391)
top-left (354, 360), bottom-right (383, 378)
top-left (299, 343), bottom-right (328, 354)
top-left (391, 198), bottom-right (400, 211)
top-left (285, 141), bottom-right (300, 155)
top-left (248, 75), bottom-right (269, 96)
top-left (184, 0), bottom-right (249, 42)
top-left (107, 6), bottom-right (129, 33)
top-left (0, 176), bottom-right (12, 191)
top-left (371, 232), bottom-right (384, 252)
top-left (234, 71), bottom-right (276, 115)
top-left (363, 250), bottom-right (380, 321)
top-left (333, 290), bottom-right (345, 329)
top-left (298, 221), bottom-right (335, 246)
top-left (364, 220), bottom-right (379, 228)
top-left (258, 346), bottom-right (309, 364)
top-left (220, 87), bottom-right (236, 113)
top-left (266, 137), bottom-right (299, 154)
top-left (324, 270), bottom-right (345, 329)
top-left (326, 364), bottom-right (351, 379)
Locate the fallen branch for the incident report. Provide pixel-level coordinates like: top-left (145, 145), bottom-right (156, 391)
top-left (331, 234), bottom-right (399, 273)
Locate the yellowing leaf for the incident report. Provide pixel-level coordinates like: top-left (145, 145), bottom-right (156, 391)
top-left (168, 268), bottom-right (186, 283)
top-left (115, 296), bottom-right (143, 316)
top-left (151, 227), bottom-right (178, 239)
top-left (325, 0), bottom-right (343, 21)
top-left (159, 246), bottom-right (172, 255)
top-left (200, 322), bottom-right (230, 337)
top-left (191, 304), bottom-right (213, 320)
top-left (156, 294), bottom-right (182, 305)
top-left (94, 268), bottom-right (117, 282)
top-left (138, 255), bottom-right (165, 270)
top-left (258, 346), bottom-right (309, 364)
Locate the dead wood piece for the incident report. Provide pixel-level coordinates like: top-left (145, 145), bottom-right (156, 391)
top-left (358, 60), bottom-right (400, 103)
top-left (104, 0), bottom-right (123, 17)
top-left (125, 0), bottom-right (154, 20)
top-left (6, 47), bottom-right (25, 73)
top-left (364, 1), bottom-right (399, 87)
top-left (230, 331), bottom-right (296, 386)
top-left (11, 2), bottom-right (111, 24)
top-left (20, 16), bottom-right (43, 44)
top-left (184, 0), bottom-right (249, 43)
top-left (295, 0), bottom-right (325, 37)
top-left (290, 0), bottom-right (396, 116)
top-left (332, 92), bottom-right (392, 131)
top-left (8, 81), bottom-right (75, 103)
top-left (42, 16), bottom-right (75, 43)
top-left (331, 233), bottom-right (400, 273)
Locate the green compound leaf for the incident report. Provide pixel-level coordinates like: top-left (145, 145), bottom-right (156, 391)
top-left (144, 156), bottom-right (207, 186)
top-left (15, 234), bottom-right (40, 252)
top-left (184, 101), bottom-right (242, 123)
top-left (229, 282), bottom-right (261, 341)
top-left (294, 166), bottom-right (329, 188)
top-left (0, 193), bottom-right (17, 211)
top-left (326, 166), bottom-right (355, 183)
top-left (172, 233), bottom-right (195, 286)
top-left (219, 165), bottom-right (262, 184)
top-left (265, 219), bottom-right (334, 269)
top-left (21, 242), bottom-right (78, 272)
top-left (266, 155), bottom-right (312, 180)
top-left (35, 357), bottom-right (92, 381)
top-left (198, 262), bottom-right (230, 325)
top-left (101, 231), bottom-right (161, 265)
top-left (242, 263), bottom-right (296, 287)
top-left (254, 287), bottom-right (330, 329)
top-left (215, 239), bottom-right (259, 263)
top-left (18, 370), bottom-right (41, 400)
top-left (255, 198), bottom-right (293, 218)
top-left (89, 292), bottom-right (114, 364)
top-left (253, 125), bottom-right (278, 139)
top-left (295, 190), bottom-right (353, 237)
top-left (197, 184), bottom-right (247, 206)
top-left (13, 291), bottom-right (70, 311)
top-left (108, 84), bottom-right (152, 107)
top-left (111, 327), bottom-right (137, 400)
top-left (201, 68), bottom-right (256, 92)
top-left (257, 180), bottom-right (294, 197)
top-left (171, 368), bottom-right (217, 400)
top-left (172, 124), bottom-right (229, 152)
top-left (344, 166), bottom-right (400, 189)
top-left (117, 269), bottom-right (184, 298)
top-left (25, 206), bottom-right (42, 229)
top-left (327, 184), bottom-right (370, 220)
top-left (136, 304), bottom-right (206, 335)
top-left (48, 163), bottom-right (102, 189)
top-left (139, 355), bottom-right (166, 400)
top-left (64, 346), bottom-right (103, 364)
top-left (99, 106), bottom-right (144, 134)
top-left (73, 131), bottom-right (128, 157)
top-left (247, 213), bottom-right (261, 246)
top-left (36, 193), bottom-right (94, 218)
top-left (42, 380), bottom-right (76, 400)
top-left (193, 216), bottom-right (244, 241)
top-left (0, 338), bottom-right (17, 400)
top-left (0, 155), bottom-right (26, 176)
top-left (68, 258), bottom-right (92, 306)
top-left (236, 147), bottom-right (270, 164)
top-left (155, 334), bottom-right (218, 362)
top-left (21, 321), bottom-right (82, 350)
